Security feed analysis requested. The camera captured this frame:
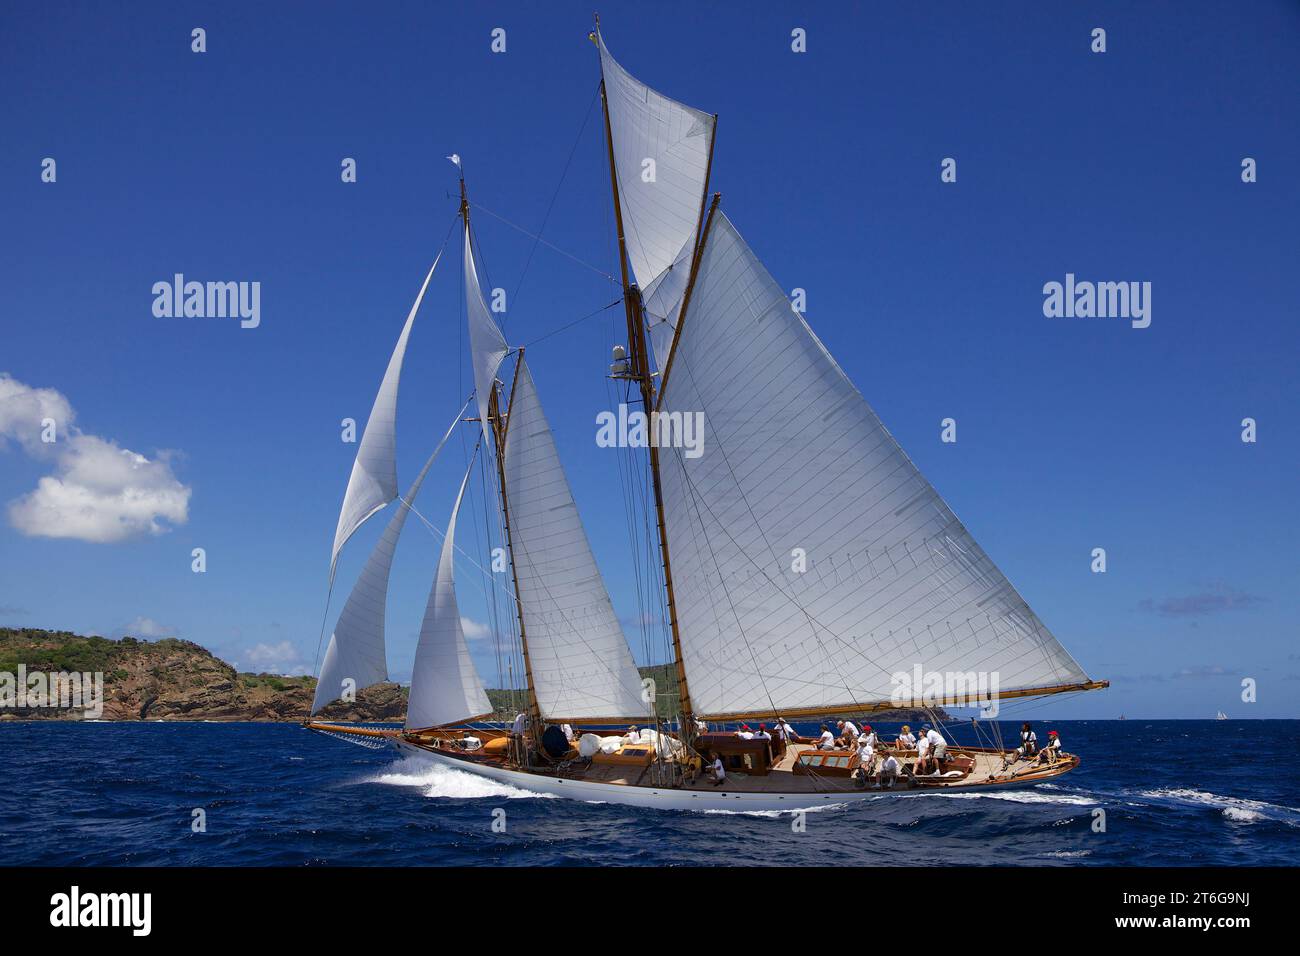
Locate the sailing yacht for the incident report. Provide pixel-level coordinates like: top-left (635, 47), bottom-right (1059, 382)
top-left (305, 21), bottom-right (1108, 811)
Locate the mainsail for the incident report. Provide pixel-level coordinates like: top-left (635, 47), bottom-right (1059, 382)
top-left (597, 30), bottom-right (714, 366)
top-left (405, 458), bottom-right (493, 730)
top-left (330, 251), bottom-right (443, 581)
top-left (656, 213), bottom-right (1093, 719)
top-left (312, 403), bottom-right (467, 715)
top-left (501, 357), bottom-right (649, 720)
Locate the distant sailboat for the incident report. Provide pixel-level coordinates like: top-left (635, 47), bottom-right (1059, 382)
top-left (1216, 711), bottom-right (1228, 720)
top-left (305, 18), bottom-right (1108, 811)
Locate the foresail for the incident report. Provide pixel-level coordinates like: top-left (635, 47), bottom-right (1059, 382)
top-left (598, 32), bottom-right (714, 304)
top-left (331, 250), bottom-right (443, 581)
top-left (502, 358), bottom-right (649, 720)
top-left (313, 402), bottom-right (468, 715)
top-left (406, 459), bottom-right (492, 730)
top-left (656, 213), bottom-right (1092, 718)
top-left (465, 222), bottom-right (509, 449)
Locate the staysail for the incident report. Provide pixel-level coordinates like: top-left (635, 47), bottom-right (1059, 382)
top-left (330, 251), bottom-right (443, 581)
top-left (312, 402), bottom-right (468, 715)
top-left (501, 357), bottom-right (649, 720)
top-left (465, 221), bottom-right (509, 449)
top-left (597, 30), bottom-right (714, 366)
top-left (405, 457), bottom-right (493, 730)
top-left (656, 213), bottom-right (1093, 719)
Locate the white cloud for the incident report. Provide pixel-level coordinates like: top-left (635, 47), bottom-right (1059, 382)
top-left (243, 640), bottom-right (310, 676)
top-left (120, 616), bottom-right (178, 639)
top-left (460, 616), bottom-right (491, 641)
top-left (0, 373), bottom-right (74, 456)
top-left (1, 373), bottom-right (191, 543)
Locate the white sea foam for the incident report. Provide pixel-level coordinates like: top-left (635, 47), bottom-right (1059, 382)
top-left (700, 802), bottom-right (850, 817)
top-left (1135, 788), bottom-right (1299, 826)
top-left (365, 756), bottom-right (555, 800)
top-left (932, 790), bottom-right (1097, 806)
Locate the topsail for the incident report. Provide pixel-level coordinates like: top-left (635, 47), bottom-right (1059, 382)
top-left (656, 214), bottom-right (1093, 718)
top-left (597, 31), bottom-right (714, 367)
top-left (464, 222), bottom-right (509, 450)
top-left (330, 251), bottom-right (443, 581)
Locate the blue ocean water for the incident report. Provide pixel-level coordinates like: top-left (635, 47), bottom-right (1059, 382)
top-left (1, 720), bottom-right (1296, 866)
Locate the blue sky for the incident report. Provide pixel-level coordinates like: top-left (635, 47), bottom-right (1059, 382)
top-left (2, 1), bottom-right (1297, 719)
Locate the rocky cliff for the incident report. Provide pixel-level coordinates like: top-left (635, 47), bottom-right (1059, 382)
top-left (0, 627), bottom-right (404, 721)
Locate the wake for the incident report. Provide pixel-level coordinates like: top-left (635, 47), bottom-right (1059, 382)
top-left (363, 755), bottom-right (556, 801)
top-left (1132, 787), bottom-right (1300, 826)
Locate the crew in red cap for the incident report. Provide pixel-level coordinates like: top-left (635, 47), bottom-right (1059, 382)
top-left (1039, 729), bottom-right (1062, 765)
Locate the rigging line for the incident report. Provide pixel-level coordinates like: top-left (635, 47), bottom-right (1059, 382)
top-left (407, 500), bottom-right (515, 599)
top-left (504, 85), bottom-right (602, 332)
top-left (309, 579), bottom-right (336, 688)
top-left (520, 298), bottom-right (623, 348)
top-left (468, 199), bottom-right (615, 282)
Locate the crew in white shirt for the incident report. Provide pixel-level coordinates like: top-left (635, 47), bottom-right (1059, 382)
top-left (859, 724), bottom-right (879, 749)
top-left (914, 731), bottom-right (931, 774)
top-left (879, 753), bottom-right (901, 788)
top-left (923, 726), bottom-right (946, 771)
top-left (896, 725), bottom-right (916, 751)
top-left (852, 736), bottom-right (876, 786)
top-left (708, 751), bottom-right (726, 786)
top-left (1017, 722), bottom-right (1038, 761)
top-left (856, 737), bottom-right (875, 769)
top-left (836, 720), bottom-right (859, 746)
top-left (511, 712), bottom-right (526, 736)
top-left (817, 723), bottom-right (837, 750)
top-left (776, 719), bottom-right (797, 742)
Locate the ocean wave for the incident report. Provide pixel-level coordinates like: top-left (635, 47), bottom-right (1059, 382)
top-left (700, 802), bottom-right (850, 817)
top-left (1134, 788), bottom-right (1300, 826)
top-left (931, 790), bottom-right (1097, 806)
top-left (364, 756), bottom-right (555, 800)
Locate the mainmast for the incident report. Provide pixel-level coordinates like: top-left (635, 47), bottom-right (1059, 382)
top-left (593, 20), bottom-right (709, 734)
top-left (461, 176), bottom-right (543, 743)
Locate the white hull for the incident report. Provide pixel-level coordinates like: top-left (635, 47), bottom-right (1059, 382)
top-left (393, 740), bottom-right (1052, 812)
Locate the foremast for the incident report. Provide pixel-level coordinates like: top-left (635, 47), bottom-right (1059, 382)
top-left (460, 176), bottom-right (543, 745)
